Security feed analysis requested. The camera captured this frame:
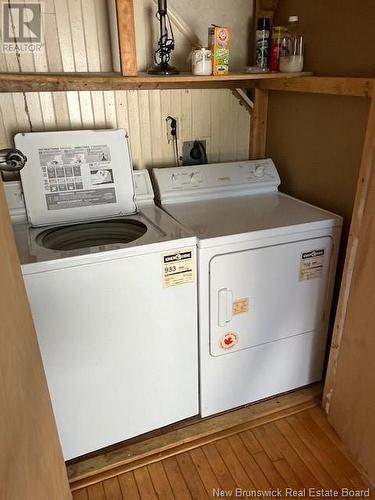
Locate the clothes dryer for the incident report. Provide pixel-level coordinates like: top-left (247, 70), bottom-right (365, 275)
top-left (153, 159), bottom-right (342, 417)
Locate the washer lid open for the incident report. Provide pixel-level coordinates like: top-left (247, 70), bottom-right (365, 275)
top-left (16, 129), bottom-right (136, 226)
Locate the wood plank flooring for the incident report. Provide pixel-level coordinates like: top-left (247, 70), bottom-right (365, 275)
top-left (72, 405), bottom-right (373, 499)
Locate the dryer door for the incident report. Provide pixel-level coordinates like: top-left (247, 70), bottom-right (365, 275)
top-left (209, 236), bottom-right (333, 356)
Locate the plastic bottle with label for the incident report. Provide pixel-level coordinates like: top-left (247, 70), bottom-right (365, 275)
top-left (279, 16), bottom-right (304, 73)
top-left (255, 18), bottom-right (271, 71)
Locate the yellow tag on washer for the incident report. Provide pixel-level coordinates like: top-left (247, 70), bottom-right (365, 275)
top-left (161, 248), bottom-right (194, 288)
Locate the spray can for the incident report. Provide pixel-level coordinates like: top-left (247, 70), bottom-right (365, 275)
top-left (255, 18), bottom-right (271, 70)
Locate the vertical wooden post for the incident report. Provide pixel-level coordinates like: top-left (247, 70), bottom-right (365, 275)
top-left (322, 87), bottom-right (375, 483)
top-left (116, 0), bottom-right (138, 76)
top-left (323, 86), bottom-right (375, 413)
top-left (249, 0), bottom-right (277, 159)
top-left (249, 88), bottom-right (269, 159)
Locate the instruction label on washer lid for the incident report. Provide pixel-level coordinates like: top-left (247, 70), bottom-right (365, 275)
top-left (39, 144), bottom-right (117, 211)
top-left (299, 249), bottom-right (325, 281)
top-left (161, 248), bottom-right (194, 288)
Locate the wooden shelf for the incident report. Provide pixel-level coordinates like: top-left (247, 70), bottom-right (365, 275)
top-left (258, 76), bottom-right (375, 97)
top-left (0, 71), bottom-right (312, 93)
top-left (0, 71), bottom-right (371, 97)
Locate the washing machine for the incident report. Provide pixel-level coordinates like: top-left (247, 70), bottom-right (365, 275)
top-left (153, 159), bottom-right (343, 417)
top-left (11, 129), bottom-right (198, 460)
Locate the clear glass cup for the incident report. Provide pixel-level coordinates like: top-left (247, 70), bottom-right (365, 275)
top-left (279, 35), bottom-right (304, 72)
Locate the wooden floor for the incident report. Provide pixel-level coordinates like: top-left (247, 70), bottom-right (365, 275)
top-left (71, 404), bottom-right (372, 499)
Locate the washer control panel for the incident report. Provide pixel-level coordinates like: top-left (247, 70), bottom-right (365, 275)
top-left (153, 159), bottom-right (281, 203)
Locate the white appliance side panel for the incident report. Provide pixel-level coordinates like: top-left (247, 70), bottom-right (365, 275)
top-left (209, 237), bottom-right (333, 356)
top-left (23, 249), bottom-right (198, 460)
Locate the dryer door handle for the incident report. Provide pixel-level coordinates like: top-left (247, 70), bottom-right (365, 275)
top-left (218, 288), bottom-right (233, 327)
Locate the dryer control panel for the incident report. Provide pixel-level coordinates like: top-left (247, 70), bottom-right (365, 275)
top-left (153, 159), bottom-right (281, 204)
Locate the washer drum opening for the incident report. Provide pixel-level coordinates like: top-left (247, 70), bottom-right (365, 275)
top-left (37, 219), bottom-right (148, 251)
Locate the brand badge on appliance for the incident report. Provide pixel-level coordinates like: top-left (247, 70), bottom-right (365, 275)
top-left (299, 248), bottom-right (325, 281)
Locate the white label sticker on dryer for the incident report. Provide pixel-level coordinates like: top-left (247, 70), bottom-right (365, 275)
top-left (39, 144), bottom-right (117, 210)
top-left (161, 248), bottom-right (194, 288)
top-left (299, 249), bottom-right (325, 281)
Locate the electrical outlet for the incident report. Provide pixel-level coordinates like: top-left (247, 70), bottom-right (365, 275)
top-left (182, 140), bottom-right (207, 165)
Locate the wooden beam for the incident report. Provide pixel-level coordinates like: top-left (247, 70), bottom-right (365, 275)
top-left (0, 72), bottom-right (311, 93)
top-left (257, 76), bottom-right (374, 97)
top-left (322, 86), bottom-right (375, 484)
top-left (116, 0), bottom-right (137, 76)
top-left (249, 88), bottom-right (269, 159)
top-left (323, 85), bottom-right (375, 413)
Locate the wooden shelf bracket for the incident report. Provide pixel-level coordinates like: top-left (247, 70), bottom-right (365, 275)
top-left (231, 89), bottom-right (254, 114)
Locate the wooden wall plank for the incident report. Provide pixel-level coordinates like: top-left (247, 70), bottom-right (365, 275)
top-left (116, 0), bottom-right (138, 76)
top-left (209, 90), bottom-right (223, 163)
top-left (249, 88), bottom-right (269, 159)
top-left (79, 91), bottom-right (95, 128)
top-left (0, 180), bottom-right (72, 500)
top-left (82, 0), bottom-right (101, 71)
top-left (220, 89), bottom-right (238, 163)
top-left (54, 0), bottom-right (76, 72)
top-left (127, 91), bottom-right (143, 168)
top-left (103, 91), bottom-right (118, 128)
top-left (148, 90), bottom-right (164, 167)
top-left (91, 91), bottom-right (106, 128)
top-left (94, 0), bottom-right (112, 72)
top-left (68, 0), bottom-right (88, 71)
top-left (138, 89), bottom-right (153, 167)
top-left (324, 88), bottom-right (375, 486)
top-left (323, 87), bottom-right (375, 413)
top-left (114, 91), bottom-right (130, 132)
top-left (160, 90), bottom-right (175, 166)
top-left (181, 90), bottom-right (193, 148)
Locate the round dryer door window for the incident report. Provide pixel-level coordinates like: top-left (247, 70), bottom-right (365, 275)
top-left (37, 219), bottom-right (147, 251)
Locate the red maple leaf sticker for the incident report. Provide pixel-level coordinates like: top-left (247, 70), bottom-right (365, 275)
top-left (220, 332), bottom-right (238, 349)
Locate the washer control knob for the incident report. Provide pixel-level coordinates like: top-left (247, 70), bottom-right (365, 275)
top-left (254, 165), bottom-right (265, 178)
